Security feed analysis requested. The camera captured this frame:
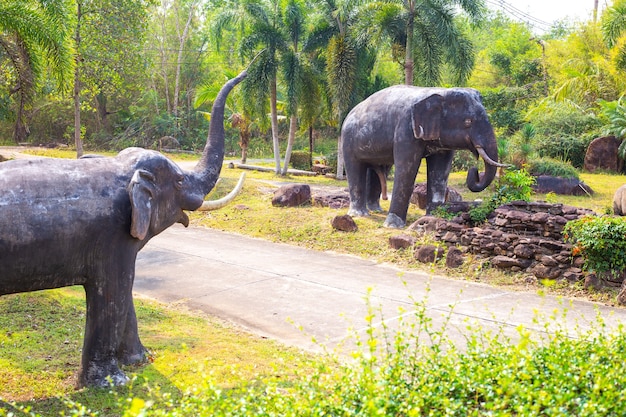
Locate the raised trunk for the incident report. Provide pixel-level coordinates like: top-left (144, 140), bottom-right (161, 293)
top-left (466, 138), bottom-right (499, 192)
top-left (194, 70), bottom-right (247, 195)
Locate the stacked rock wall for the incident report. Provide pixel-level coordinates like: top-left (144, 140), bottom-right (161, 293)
top-left (408, 201), bottom-right (595, 282)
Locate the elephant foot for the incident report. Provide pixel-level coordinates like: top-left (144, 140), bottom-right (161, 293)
top-left (367, 203), bottom-right (383, 213)
top-left (348, 206), bottom-right (369, 217)
top-left (80, 360), bottom-right (129, 388)
top-left (383, 213), bottom-right (406, 228)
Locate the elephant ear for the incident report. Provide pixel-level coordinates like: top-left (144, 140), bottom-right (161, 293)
top-left (412, 94), bottom-right (443, 141)
top-left (128, 169), bottom-right (156, 240)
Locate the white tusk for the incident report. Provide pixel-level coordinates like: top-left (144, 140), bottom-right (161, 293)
top-left (476, 146), bottom-right (509, 168)
top-left (412, 118), bottom-right (424, 139)
top-left (197, 172), bottom-right (246, 211)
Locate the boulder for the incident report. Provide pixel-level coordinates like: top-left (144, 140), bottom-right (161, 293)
top-left (389, 234), bottom-right (416, 250)
top-left (312, 190), bottom-right (350, 209)
top-left (414, 245), bottom-right (445, 264)
top-left (533, 175), bottom-right (594, 196)
top-left (446, 247), bottom-right (465, 268)
top-left (410, 182), bottom-right (462, 209)
top-left (584, 135), bottom-right (623, 173)
top-left (272, 184), bottom-right (311, 207)
top-left (331, 215), bottom-right (358, 232)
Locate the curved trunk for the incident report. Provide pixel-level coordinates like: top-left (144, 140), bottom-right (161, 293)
top-left (466, 137), bottom-right (499, 193)
top-left (194, 70), bottom-right (248, 195)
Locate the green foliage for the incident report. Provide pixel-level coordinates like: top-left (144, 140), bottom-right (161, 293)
top-left (480, 87), bottom-right (529, 134)
top-left (289, 150), bottom-right (311, 170)
top-left (529, 100), bottom-right (600, 168)
top-left (431, 205), bottom-right (456, 220)
top-left (564, 216), bottom-right (626, 273)
top-left (469, 168), bottom-right (535, 224)
top-left (6, 292), bottom-right (626, 416)
top-left (527, 157), bottom-right (580, 179)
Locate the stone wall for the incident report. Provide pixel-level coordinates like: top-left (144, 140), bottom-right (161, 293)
top-left (404, 201), bottom-right (595, 282)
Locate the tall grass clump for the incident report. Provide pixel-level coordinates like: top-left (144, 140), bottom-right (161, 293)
top-left (5, 290), bottom-right (626, 416)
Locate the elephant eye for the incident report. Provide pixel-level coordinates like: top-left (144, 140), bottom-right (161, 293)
top-left (175, 176), bottom-right (184, 189)
top-left (464, 118), bottom-right (472, 128)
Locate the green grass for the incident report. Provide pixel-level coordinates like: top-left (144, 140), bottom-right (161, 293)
top-left (0, 288), bottom-right (312, 415)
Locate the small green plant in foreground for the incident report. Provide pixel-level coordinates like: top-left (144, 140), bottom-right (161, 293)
top-left (564, 215), bottom-right (626, 274)
top-left (3, 289), bottom-right (626, 416)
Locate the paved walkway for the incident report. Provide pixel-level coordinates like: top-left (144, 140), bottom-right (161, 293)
top-left (135, 225), bottom-right (626, 353)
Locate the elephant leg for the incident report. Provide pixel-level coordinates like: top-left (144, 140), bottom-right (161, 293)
top-left (425, 151), bottom-right (454, 214)
top-left (345, 159), bottom-right (370, 217)
top-left (385, 160), bottom-right (421, 228)
top-left (79, 268), bottom-right (133, 387)
top-left (366, 167), bottom-right (383, 212)
top-left (117, 301), bottom-right (149, 366)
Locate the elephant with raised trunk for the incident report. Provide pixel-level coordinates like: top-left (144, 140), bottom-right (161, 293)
top-left (0, 70), bottom-right (247, 387)
top-left (341, 85), bottom-right (505, 228)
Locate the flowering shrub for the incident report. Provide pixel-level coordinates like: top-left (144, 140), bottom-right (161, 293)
top-left (564, 216), bottom-right (626, 273)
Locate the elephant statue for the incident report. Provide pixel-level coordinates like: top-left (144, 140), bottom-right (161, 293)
top-left (614, 185), bottom-right (626, 215)
top-left (0, 70), bottom-right (247, 387)
top-left (341, 85), bottom-right (505, 228)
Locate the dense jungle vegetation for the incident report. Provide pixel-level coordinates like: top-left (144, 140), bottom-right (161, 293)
top-left (2, 0), bottom-right (626, 176)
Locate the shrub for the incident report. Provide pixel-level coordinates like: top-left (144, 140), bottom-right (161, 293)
top-left (11, 293), bottom-right (626, 416)
top-left (564, 216), bottom-right (626, 273)
top-left (289, 150), bottom-right (312, 170)
top-left (535, 135), bottom-right (593, 169)
top-left (469, 168), bottom-right (535, 224)
top-left (527, 157), bottom-right (579, 179)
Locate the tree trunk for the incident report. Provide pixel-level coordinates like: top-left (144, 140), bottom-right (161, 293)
top-left (336, 132), bottom-right (345, 179)
top-left (74, 2), bottom-right (84, 157)
top-left (281, 114), bottom-right (298, 175)
top-left (404, 1), bottom-right (415, 85)
top-left (270, 78), bottom-right (281, 174)
top-left (309, 125), bottom-right (313, 169)
top-left (173, 1), bottom-right (195, 118)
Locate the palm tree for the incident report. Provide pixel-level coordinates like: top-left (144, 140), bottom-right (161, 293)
top-left (214, 0), bottom-right (286, 174)
top-left (0, 0), bottom-right (74, 143)
top-left (281, 0), bottom-right (311, 175)
top-left (306, 0), bottom-right (380, 178)
top-left (361, 0), bottom-right (484, 86)
top-left (602, 0), bottom-right (626, 72)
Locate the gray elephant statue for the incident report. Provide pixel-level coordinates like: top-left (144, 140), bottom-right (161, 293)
top-left (341, 85), bottom-right (505, 228)
top-left (614, 185), bottom-right (626, 215)
top-left (0, 70), bottom-right (247, 387)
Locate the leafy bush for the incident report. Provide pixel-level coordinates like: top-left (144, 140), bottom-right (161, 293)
top-left (452, 150), bottom-right (479, 171)
top-left (469, 168), bottom-right (535, 224)
top-left (527, 157), bottom-right (580, 179)
top-left (8, 293), bottom-right (626, 416)
top-left (289, 150), bottom-right (312, 170)
top-left (564, 216), bottom-right (626, 273)
top-left (528, 100), bottom-right (600, 168)
top-left (535, 135), bottom-right (593, 169)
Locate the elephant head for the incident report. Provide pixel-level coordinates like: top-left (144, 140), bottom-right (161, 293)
top-left (412, 88), bottom-right (505, 192)
top-left (123, 71), bottom-right (248, 240)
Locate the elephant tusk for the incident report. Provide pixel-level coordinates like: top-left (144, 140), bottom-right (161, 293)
top-left (476, 146), bottom-right (509, 168)
top-left (197, 172), bottom-right (246, 211)
top-left (412, 119), bottom-right (424, 139)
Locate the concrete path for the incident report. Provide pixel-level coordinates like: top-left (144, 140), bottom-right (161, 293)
top-left (135, 225), bottom-right (626, 354)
